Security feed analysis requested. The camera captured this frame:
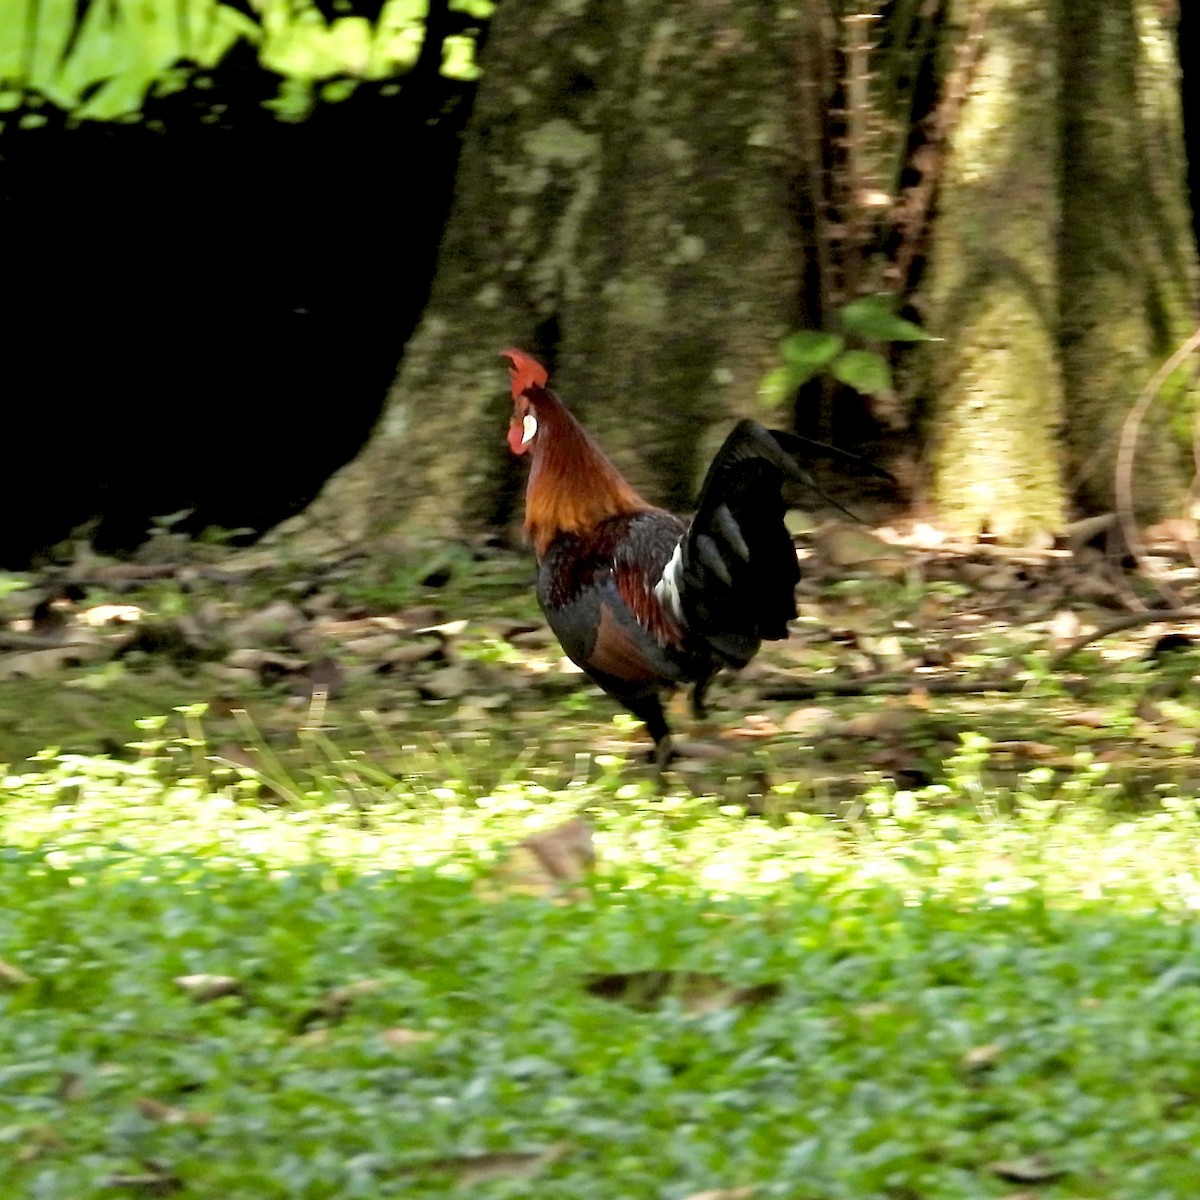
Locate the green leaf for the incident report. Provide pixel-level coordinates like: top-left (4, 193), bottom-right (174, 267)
top-left (0, 0), bottom-right (35, 80)
top-left (757, 366), bottom-right (795, 409)
top-left (831, 349), bottom-right (892, 396)
top-left (839, 295), bottom-right (932, 343)
top-left (193, 5), bottom-right (262, 66)
top-left (24, 0), bottom-right (77, 91)
top-left (781, 330), bottom-right (845, 372)
top-left (450, 0), bottom-right (495, 17)
top-left (441, 34), bottom-right (481, 80)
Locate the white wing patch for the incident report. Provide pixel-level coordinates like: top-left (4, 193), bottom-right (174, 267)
top-left (653, 540), bottom-right (685, 620)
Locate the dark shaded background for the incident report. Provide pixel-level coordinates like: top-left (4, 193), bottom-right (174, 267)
top-left (0, 11), bottom-right (1196, 565)
top-left (1, 30), bottom-right (474, 564)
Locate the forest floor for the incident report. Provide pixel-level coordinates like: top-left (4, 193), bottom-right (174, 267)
top-left (3, 524), bottom-right (1200, 1198)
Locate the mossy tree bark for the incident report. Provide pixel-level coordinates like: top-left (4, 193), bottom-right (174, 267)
top-left (925, 0), bottom-right (1196, 540)
top-left (924, 0), bottom-right (1066, 542)
top-left (272, 0), bottom-right (805, 556)
top-left (275, 0), bottom-right (1196, 556)
top-left (1059, 0), bottom-right (1197, 516)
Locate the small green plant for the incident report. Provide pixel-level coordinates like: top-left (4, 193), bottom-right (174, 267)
top-left (759, 294), bottom-right (934, 410)
top-left (0, 571), bottom-right (30, 600)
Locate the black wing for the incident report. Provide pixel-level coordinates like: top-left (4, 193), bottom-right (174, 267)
top-left (655, 420), bottom-right (815, 667)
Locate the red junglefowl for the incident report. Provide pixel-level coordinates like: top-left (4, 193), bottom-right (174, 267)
top-left (503, 348), bottom-right (855, 767)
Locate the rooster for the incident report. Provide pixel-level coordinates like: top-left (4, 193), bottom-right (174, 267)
top-left (504, 348), bottom-right (844, 767)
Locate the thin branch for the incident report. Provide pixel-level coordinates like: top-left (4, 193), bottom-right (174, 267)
top-left (795, 0), bottom-right (837, 317)
top-left (763, 674), bottom-right (1023, 700)
top-left (1113, 319), bottom-right (1200, 610)
top-left (1047, 607), bottom-right (1200, 667)
top-left (841, 5), bottom-right (881, 300)
top-left (887, 2), bottom-right (989, 293)
top-left (762, 606), bottom-right (1200, 701)
top-left (1181, 356), bottom-right (1200, 576)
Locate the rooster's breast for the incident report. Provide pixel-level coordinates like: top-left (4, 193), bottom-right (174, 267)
top-left (535, 512), bottom-right (700, 688)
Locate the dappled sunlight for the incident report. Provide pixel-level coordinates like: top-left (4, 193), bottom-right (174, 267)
top-left (5, 749), bottom-right (1200, 1196)
top-left (7, 526), bottom-right (1200, 1198)
top-left (5, 723), bottom-right (1200, 918)
top-left (8, 553), bottom-right (1200, 1198)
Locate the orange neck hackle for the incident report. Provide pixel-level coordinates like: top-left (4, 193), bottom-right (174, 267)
top-left (503, 351), bottom-right (652, 557)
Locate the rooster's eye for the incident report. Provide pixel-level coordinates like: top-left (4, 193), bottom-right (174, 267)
top-left (521, 414), bottom-right (538, 445)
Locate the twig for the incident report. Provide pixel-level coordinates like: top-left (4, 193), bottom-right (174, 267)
top-left (841, 5), bottom-right (881, 300)
top-left (888, 2), bottom-right (989, 293)
top-left (1114, 319), bottom-right (1200, 609)
top-left (0, 631), bottom-right (68, 651)
top-left (1183, 357), bottom-right (1200, 575)
top-left (765, 606), bottom-right (1200, 700)
top-left (763, 674), bottom-right (1024, 700)
top-left (1048, 607), bottom-right (1200, 667)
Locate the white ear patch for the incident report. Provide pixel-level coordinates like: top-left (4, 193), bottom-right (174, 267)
top-left (521, 413), bottom-right (538, 445)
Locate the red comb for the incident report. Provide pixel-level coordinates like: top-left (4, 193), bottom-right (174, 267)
top-left (501, 348), bottom-right (549, 398)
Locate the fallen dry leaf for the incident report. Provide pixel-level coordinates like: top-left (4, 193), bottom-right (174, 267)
top-left (309, 979), bottom-right (384, 1017)
top-left (960, 1043), bottom-right (1003, 1072)
top-left (296, 655), bottom-right (344, 699)
top-left (174, 973), bottom-right (242, 1002)
top-left (586, 970), bottom-right (780, 1014)
top-left (780, 706), bottom-right (837, 735)
top-left (0, 958), bottom-right (34, 987)
top-left (226, 599), bottom-right (307, 647)
top-left (1, 643), bottom-right (107, 678)
top-left (415, 617), bottom-right (469, 638)
top-left (292, 1028), bottom-right (335, 1047)
top-left (103, 1166), bottom-right (182, 1196)
top-left (342, 632), bottom-right (401, 657)
top-left (989, 741), bottom-right (1064, 762)
top-left (381, 1027), bottom-right (437, 1048)
top-left (1048, 608), bottom-right (1083, 647)
top-left (15, 1124), bottom-right (65, 1163)
top-left (1063, 708), bottom-right (1113, 729)
top-left (393, 604), bottom-right (444, 630)
top-left (521, 816), bottom-right (595, 881)
top-left (78, 603), bottom-right (143, 627)
top-left (987, 1155), bottom-right (1066, 1184)
top-left (477, 816), bottom-right (595, 901)
top-left (725, 714), bottom-right (781, 739)
top-left (681, 1189), bottom-right (758, 1200)
top-left (410, 1142), bottom-right (571, 1184)
top-left (839, 709), bottom-right (916, 738)
top-left (225, 648), bottom-right (307, 673)
top-left (380, 641), bottom-right (442, 668)
top-left (136, 1097), bottom-right (213, 1128)
top-left (418, 663), bottom-right (475, 701)
top-left (815, 523), bottom-right (910, 574)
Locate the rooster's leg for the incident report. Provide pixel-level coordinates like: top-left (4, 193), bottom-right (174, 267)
top-left (690, 672), bottom-right (716, 721)
top-left (619, 692), bottom-right (674, 769)
top-left (651, 735), bottom-right (674, 773)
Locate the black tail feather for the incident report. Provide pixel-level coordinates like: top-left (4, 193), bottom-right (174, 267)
top-left (672, 420), bottom-right (878, 667)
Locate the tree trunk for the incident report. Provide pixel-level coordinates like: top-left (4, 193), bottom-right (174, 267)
top-left (1059, 0), bottom-right (1197, 517)
top-left (272, 0), bottom-right (805, 556)
top-left (923, 0), bottom-right (1067, 542)
top-left (924, 0), bottom-right (1197, 540)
